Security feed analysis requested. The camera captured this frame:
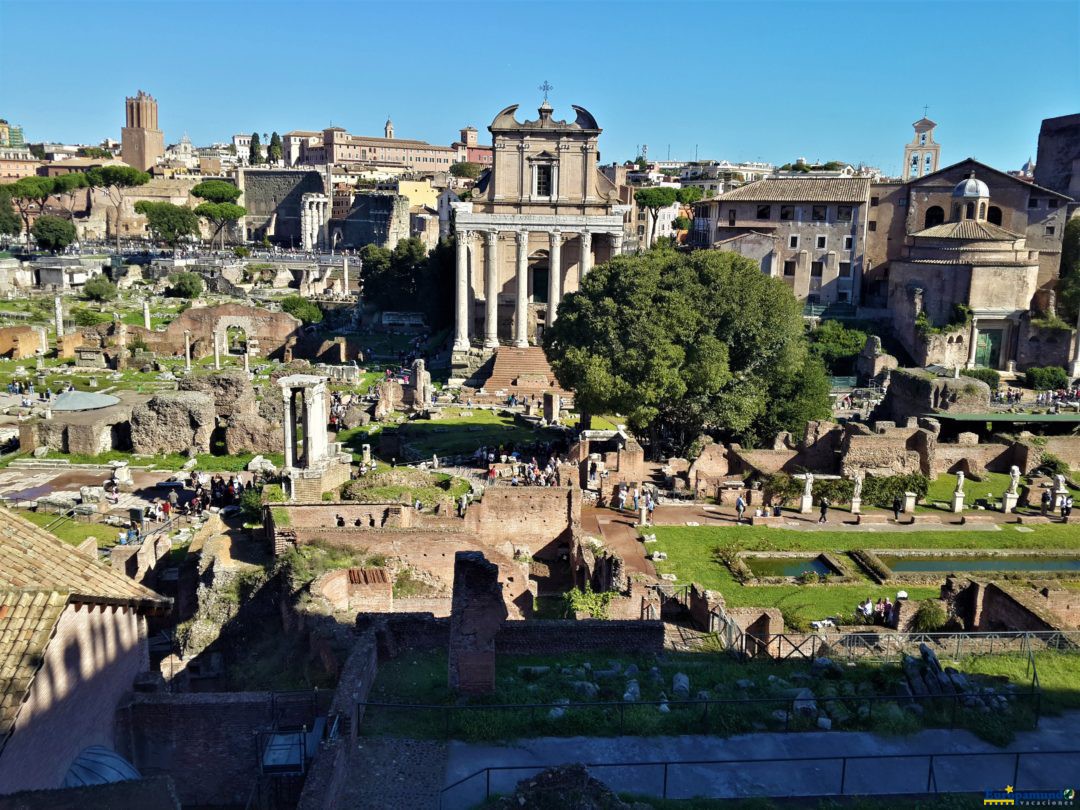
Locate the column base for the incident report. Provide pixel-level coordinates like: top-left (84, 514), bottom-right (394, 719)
top-left (514, 339), bottom-right (529, 348)
top-left (453, 338), bottom-right (470, 352)
top-left (483, 338), bottom-right (500, 349)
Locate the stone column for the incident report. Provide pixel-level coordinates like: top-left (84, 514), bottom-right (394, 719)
top-left (611, 231), bottom-right (624, 256)
top-left (1070, 307), bottom-right (1080, 379)
top-left (454, 230), bottom-right (471, 351)
top-left (213, 331), bottom-right (221, 370)
top-left (142, 300), bottom-right (151, 330)
top-left (53, 296), bottom-right (63, 344)
top-left (342, 256), bottom-right (349, 295)
top-left (282, 387), bottom-right (295, 469)
top-left (183, 330), bottom-right (191, 372)
top-left (966, 318), bottom-right (980, 369)
top-left (579, 231), bottom-right (592, 284)
top-left (546, 230), bottom-right (562, 328)
top-left (515, 230), bottom-right (529, 347)
top-left (484, 231), bottom-right (499, 349)
top-left (243, 351), bottom-right (250, 374)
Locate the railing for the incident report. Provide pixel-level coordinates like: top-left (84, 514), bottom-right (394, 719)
top-left (438, 749), bottom-right (1080, 808)
top-left (682, 628), bottom-right (1080, 661)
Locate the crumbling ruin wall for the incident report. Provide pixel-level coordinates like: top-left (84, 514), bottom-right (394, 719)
top-left (130, 391), bottom-right (215, 455)
top-left (932, 441), bottom-right (1017, 476)
top-left (448, 552), bottom-right (508, 694)
top-left (840, 421), bottom-right (933, 477)
top-left (877, 368), bottom-right (990, 423)
top-left (942, 578), bottom-right (1067, 632)
top-left (0, 325), bottom-right (46, 359)
top-left (151, 304), bottom-right (301, 360)
top-left (468, 485), bottom-right (579, 557)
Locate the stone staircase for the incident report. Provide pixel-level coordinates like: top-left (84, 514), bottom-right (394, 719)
top-left (465, 347), bottom-right (572, 404)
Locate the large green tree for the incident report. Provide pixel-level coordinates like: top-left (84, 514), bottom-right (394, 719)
top-left (191, 179), bottom-right (245, 248)
top-left (86, 165), bottom-right (151, 249)
top-left (31, 215), bottom-right (76, 253)
top-left (6, 176), bottom-right (55, 238)
top-left (248, 132), bottom-right (262, 165)
top-left (83, 274), bottom-right (118, 301)
top-left (267, 132), bottom-right (283, 164)
top-left (167, 271), bottom-right (204, 299)
top-left (1058, 217), bottom-right (1080, 322)
top-left (676, 186), bottom-right (704, 205)
top-left (0, 186), bottom-right (19, 237)
top-left (134, 201), bottom-right (200, 248)
top-left (450, 162), bottom-right (481, 179)
top-left (544, 248), bottom-right (830, 454)
top-left (634, 186), bottom-right (677, 248)
top-left (52, 172), bottom-right (89, 221)
top-left (281, 294), bottom-right (323, 324)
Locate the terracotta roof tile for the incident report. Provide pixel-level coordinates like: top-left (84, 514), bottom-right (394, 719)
top-left (0, 589), bottom-right (66, 740)
top-left (708, 177), bottom-right (872, 203)
top-left (912, 220), bottom-right (1021, 240)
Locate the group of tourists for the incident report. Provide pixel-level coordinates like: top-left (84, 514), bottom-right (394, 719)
top-left (991, 388), bottom-right (1025, 405)
top-left (1033, 388), bottom-right (1080, 407)
top-left (328, 390), bottom-right (348, 431)
top-left (612, 483), bottom-right (657, 521)
top-left (856, 596), bottom-right (900, 627)
top-left (1039, 489), bottom-right (1075, 518)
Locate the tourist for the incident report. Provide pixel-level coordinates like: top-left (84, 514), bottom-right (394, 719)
top-left (646, 491), bottom-right (656, 523)
top-left (632, 486), bottom-right (640, 513)
top-left (1042, 489), bottom-right (1052, 516)
top-left (883, 597), bottom-right (894, 627)
top-left (818, 496), bottom-right (830, 524)
top-left (735, 494), bottom-right (746, 524)
top-left (1063, 495), bottom-right (1074, 520)
top-left (874, 598), bottom-right (885, 624)
top-left (414, 498), bottom-right (422, 511)
top-left (891, 496), bottom-right (902, 522)
top-left (161, 498), bottom-right (171, 521)
top-left (336, 514), bottom-right (345, 527)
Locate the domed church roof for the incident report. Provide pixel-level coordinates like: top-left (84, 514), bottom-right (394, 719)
top-left (952, 171), bottom-right (989, 198)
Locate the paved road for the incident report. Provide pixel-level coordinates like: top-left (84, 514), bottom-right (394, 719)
top-left (441, 712), bottom-right (1080, 808)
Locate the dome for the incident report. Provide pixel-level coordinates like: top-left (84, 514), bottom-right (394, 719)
top-left (63, 746), bottom-right (141, 787)
top-left (952, 172), bottom-right (989, 198)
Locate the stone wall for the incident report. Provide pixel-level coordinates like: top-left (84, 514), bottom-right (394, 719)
top-left (932, 441), bottom-right (1017, 477)
top-left (338, 192), bottom-right (411, 250)
top-left (1014, 322), bottom-right (1074, 370)
top-left (448, 552), bottom-right (507, 694)
top-left (240, 169), bottom-right (326, 246)
top-left (840, 421), bottom-right (933, 477)
top-left (0, 325), bottom-right (46, 359)
top-left (468, 485), bottom-right (579, 556)
top-left (153, 303), bottom-right (301, 361)
top-left (942, 578), bottom-right (1067, 633)
top-left (877, 368), bottom-right (990, 423)
top-left (494, 619), bottom-right (665, 654)
top-left (110, 532), bottom-right (173, 588)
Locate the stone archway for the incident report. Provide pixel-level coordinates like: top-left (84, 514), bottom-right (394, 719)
top-left (225, 324), bottom-right (248, 355)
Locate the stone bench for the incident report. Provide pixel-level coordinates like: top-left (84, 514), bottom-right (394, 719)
top-left (750, 514), bottom-right (784, 527)
top-left (856, 513), bottom-right (890, 525)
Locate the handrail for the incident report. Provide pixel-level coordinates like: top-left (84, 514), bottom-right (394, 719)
top-left (439, 748), bottom-right (1080, 807)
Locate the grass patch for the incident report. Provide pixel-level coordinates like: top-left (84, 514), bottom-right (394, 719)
top-left (279, 540), bottom-right (386, 585)
top-left (649, 524), bottom-right (1080, 626)
top-left (392, 408), bottom-right (556, 461)
top-left (18, 509), bottom-right (117, 548)
top-left (41, 449), bottom-right (283, 472)
top-left (362, 648), bottom-right (1057, 745)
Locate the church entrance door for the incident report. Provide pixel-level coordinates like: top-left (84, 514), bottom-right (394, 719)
top-left (974, 329), bottom-right (1003, 369)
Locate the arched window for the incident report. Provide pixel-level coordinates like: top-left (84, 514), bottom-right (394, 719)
top-left (978, 202), bottom-right (986, 219)
top-left (987, 206), bottom-right (1002, 226)
top-left (965, 202), bottom-right (975, 219)
top-left (924, 206), bottom-right (945, 228)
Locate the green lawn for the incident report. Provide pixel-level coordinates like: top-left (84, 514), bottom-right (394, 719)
top-left (39, 448), bottom-right (283, 472)
top-left (390, 408), bottom-right (557, 461)
top-left (363, 648), bottom-right (1059, 745)
top-left (19, 508), bottom-right (116, 548)
top-left (648, 523), bottom-right (1080, 626)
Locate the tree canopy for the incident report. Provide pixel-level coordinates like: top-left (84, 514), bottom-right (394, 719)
top-left (675, 186), bottom-right (703, 205)
top-left (1058, 217), bottom-right (1080, 323)
top-left (52, 172), bottom-right (89, 220)
top-left (450, 162), bottom-right (481, 179)
top-left (85, 165), bottom-right (150, 192)
top-left (359, 237), bottom-right (454, 329)
top-left (194, 202), bottom-right (246, 248)
top-left (808, 320), bottom-right (868, 374)
top-left (248, 132), bottom-right (262, 165)
top-left (31, 215), bottom-right (76, 253)
top-left (83, 274), bottom-right (118, 302)
top-left (167, 271), bottom-right (204, 299)
top-left (6, 176), bottom-right (55, 235)
top-left (281, 294), bottom-right (323, 324)
top-left (634, 187), bottom-right (678, 247)
top-left (134, 201), bottom-right (200, 247)
top-left (543, 248), bottom-right (830, 453)
top-left (191, 179), bottom-right (241, 204)
top-left (267, 132), bottom-right (283, 164)
top-left (77, 146), bottom-right (112, 159)
top-left (0, 186), bottom-right (18, 236)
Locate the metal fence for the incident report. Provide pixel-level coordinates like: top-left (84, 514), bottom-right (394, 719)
top-left (438, 748), bottom-right (1080, 809)
top-left (691, 628), bottom-right (1080, 661)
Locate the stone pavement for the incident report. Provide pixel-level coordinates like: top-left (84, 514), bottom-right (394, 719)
top-left (441, 711), bottom-right (1080, 809)
top-left (583, 506), bottom-right (654, 577)
top-left (338, 737), bottom-right (448, 809)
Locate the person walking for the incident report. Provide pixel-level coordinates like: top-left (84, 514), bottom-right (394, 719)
top-left (1042, 489), bottom-right (1052, 517)
top-left (735, 494), bottom-right (746, 524)
top-left (891, 496), bottom-right (902, 522)
top-left (818, 496), bottom-right (830, 524)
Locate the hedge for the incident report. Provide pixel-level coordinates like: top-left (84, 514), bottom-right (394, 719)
top-left (1026, 365), bottom-right (1070, 390)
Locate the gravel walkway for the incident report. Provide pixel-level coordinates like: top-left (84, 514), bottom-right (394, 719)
top-left (338, 737), bottom-right (448, 810)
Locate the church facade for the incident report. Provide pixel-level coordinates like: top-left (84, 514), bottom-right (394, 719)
top-left (451, 101), bottom-right (629, 373)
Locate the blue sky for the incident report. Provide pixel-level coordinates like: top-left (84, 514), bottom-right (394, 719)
top-left (1, 0), bottom-right (1077, 175)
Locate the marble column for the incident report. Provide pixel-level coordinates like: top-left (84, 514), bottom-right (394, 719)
top-left (515, 230), bottom-right (529, 347)
top-left (454, 230), bottom-right (471, 350)
top-left (342, 256), bottom-right (349, 294)
top-left (183, 330), bottom-right (192, 372)
top-left (579, 231), bottom-right (592, 284)
top-left (484, 231), bottom-right (499, 349)
top-left (546, 230), bottom-right (562, 328)
top-left (282, 387), bottom-right (295, 469)
top-left (611, 231), bottom-right (624, 257)
top-left (53, 296), bottom-right (63, 344)
top-left (142, 300), bottom-right (151, 330)
top-left (213, 330), bottom-right (221, 370)
top-left (966, 318), bottom-right (980, 369)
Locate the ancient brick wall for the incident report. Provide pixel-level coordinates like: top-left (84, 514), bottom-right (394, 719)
top-left (1015, 322), bottom-right (1073, 370)
top-left (153, 304), bottom-right (301, 361)
top-left (110, 532), bottom-right (172, 587)
top-left (340, 192), bottom-right (411, 250)
top-left (0, 325), bottom-right (46, 359)
top-left (932, 441), bottom-right (1016, 476)
top-left (1041, 436), bottom-right (1080, 470)
top-left (240, 169), bottom-right (326, 246)
top-left (116, 692), bottom-right (277, 807)
top-left (288, 503), bottom-right (413, 529)
top-left (0, 604), bottom-right (148, 794)
top-left (494, 619), bottom-right (665, 654)
top-left (469, 486), bottom-right (578, 555)
top-left (1036, 587), bottom-right (1080, 626)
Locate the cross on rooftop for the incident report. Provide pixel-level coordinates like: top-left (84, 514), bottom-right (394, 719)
top-left (539, 81), bottom-right (553, 102)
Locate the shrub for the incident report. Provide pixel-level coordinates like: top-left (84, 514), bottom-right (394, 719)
top-left (71, 307), bottom-right (112, 327)
top-left (763, 472), bottom-right (801, 505)
top-left (861, 473), bottom-right (929, 508)
top-left (167, 271), bottom-right (204, 299)
top-left (82, 275), bottom-right (118, 302)
top-left (562, 585), bottom-right (613, 619)
top-left (262, 484), bottom-right (286, 502)
top-left (239, 486), bottom-right (263, 520)
top-left (1026, 365), bottom-right (1070, 390)
top-left (281, 294), bottom-right (324, 325)
top-left (814, 476), bottom-right (854, 505)
top-left (1039, 452), bottom-right (1071, 477)
top-left (796, 571), bottom-right (821, 585)
top-left (233, 246), bottom-right (251, 258)
top-left (910, 600), bottom-right (947, 633)
top-left (963, 367), bottom-right (1000, 391)
top-left (31, 215), bottom-right (76, 252)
